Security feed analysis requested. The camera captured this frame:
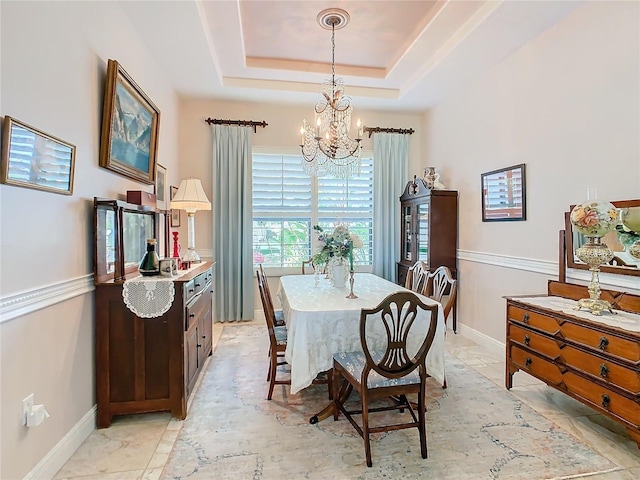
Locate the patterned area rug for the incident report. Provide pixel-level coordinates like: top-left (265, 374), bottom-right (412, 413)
top-left (161, 325), bottom-right (618, 479)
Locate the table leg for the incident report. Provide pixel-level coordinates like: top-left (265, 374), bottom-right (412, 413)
top-left (309, 369), bottom-right (351, 424)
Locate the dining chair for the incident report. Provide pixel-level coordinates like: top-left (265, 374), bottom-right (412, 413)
top-left (332, 291), bottom-right (440, 467)
top-left (258, 264), bottom-right (285, 326)
top-left (425, 265), bottom-right (457, 331)
top-left (256, 271), bottom-right (290, 399)
top-left (404, 260), bottom-right (430, 295)
top-left (301, 258), bottom-right (315, 274)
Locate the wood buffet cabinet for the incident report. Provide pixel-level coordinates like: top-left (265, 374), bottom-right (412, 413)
top-left (93, 198), bottom-right (214, 428)
top-left (396, 178), bottom-right (458, 288)
top-left (506, 281), bottom-right (640, 447)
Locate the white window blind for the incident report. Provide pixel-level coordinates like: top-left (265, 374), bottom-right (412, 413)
top-left (252, 152), bottom-right (373, 269)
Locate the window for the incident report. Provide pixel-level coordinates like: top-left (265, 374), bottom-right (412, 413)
top-left (252, 151), bottom-right (373, 270)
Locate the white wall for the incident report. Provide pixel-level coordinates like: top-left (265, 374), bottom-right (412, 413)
top-left (0, 2), bottom-right (180, 478)
top-left (422, 1), bottom-right (640, 342)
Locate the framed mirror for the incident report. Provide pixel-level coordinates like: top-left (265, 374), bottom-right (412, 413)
top-left (565, 199), bottom-right (640, 277)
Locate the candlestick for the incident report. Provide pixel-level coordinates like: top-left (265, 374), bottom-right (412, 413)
top-left (349, 241), bottom-right (354, 271)
top-left (346, 270), bottom-right (358, 299)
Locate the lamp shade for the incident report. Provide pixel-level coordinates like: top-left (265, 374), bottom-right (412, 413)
top-left (170, 178), bottom-right (211, 213)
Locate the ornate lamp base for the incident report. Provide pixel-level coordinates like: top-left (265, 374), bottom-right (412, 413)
top-left (573, 239), bottom-right (615, 316)
top-left (575, 297), bottom-right (614, 316)
top-left (181, 248), bottom-right (201, 262)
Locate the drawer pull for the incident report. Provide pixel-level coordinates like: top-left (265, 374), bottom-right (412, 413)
top-left (197, 343), bottom-right (202, 348)
top-left (601, 394), bottom-right (610, 408)
top-left (196, 283), bottom-right (201, 287)
top-left (189, 313), bottom-right (195, 318)
top-left (525, 357), bottom-right (532, 368)
top-left (524, 335), bottom-right (530, 346)
top-left (522, 313), bottom-right (530, 324)
top-left (599, 364), bottom-right (609, 378)
top-left (598, 336), bottom-right (609, 350)
top-left (189, 289), bottom-right (195, 294)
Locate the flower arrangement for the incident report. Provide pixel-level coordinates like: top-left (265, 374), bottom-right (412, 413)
top-left (312, 224), bottom-right (363, 271)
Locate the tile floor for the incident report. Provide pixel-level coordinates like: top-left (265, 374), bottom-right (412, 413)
top-left (54, 321), bottom-right (640, 480)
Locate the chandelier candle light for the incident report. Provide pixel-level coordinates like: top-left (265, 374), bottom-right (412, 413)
top-left (170, 178), bottom-right (211, 263)
top-left (300, 8), bottom-right (363, 179)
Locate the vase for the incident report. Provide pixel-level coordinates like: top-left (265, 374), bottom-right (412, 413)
top-left (423, 166), bottom-right (440, 189)
top-left (330, 260), bottom-right (347, 288)
top-left (139, 238), bottom-right (160, 276)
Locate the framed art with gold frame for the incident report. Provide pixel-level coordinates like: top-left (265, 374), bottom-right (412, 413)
top-left (1, 115), bottom-right (76, 195)
top-left (99, 59), bottom-right (160, 184)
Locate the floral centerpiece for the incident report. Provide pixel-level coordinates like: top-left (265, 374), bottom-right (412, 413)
top-left (312, 224), bottom-right (363, 272)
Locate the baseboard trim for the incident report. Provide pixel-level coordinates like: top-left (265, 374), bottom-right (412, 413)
top-left (23, 406), bottom-right (96, 480)
top-left (0, 274), bottom-right (94, 324)
top-left (456, 322), bottom-right (505, 359)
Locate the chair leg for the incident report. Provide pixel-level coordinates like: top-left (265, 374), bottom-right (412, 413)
top-left (332, 368), bottom-right (341, 420)
top-left (362, 392), bottom-right (373, 467)
top-left (267, 354), bottom-right (277, 400)
top-left (418, 383), bottom-right (428, 459)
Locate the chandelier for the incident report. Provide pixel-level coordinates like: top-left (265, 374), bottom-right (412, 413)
top-left (300, 8), bottom-right (363, 179)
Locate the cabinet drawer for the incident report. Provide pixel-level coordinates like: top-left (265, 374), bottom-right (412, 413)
top-left (186, 291), bottom-right (208, 330)
top-left (184, 279), bottom-right (196, 304)
top-left (193, 268), bottom-right (212, 296)
top-left (562, 346), bottom-right (640, 394)
top-left (560, 322), bottom-right (640, 363)
top-left (508, 305), bottom-right (561, 336)
top-left (564, 371), bottom-right (640, 425)
top-left (509, 324), bottom-right (562, 360)
top-left (510, 345), bottom-right (564, 386)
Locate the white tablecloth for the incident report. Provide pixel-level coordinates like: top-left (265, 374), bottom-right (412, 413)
top-left (277, 273), bottom-right (446, 394)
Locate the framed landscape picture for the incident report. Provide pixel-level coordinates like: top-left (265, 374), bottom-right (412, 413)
top-left (155, 163), bottom-right (167, 210)
top-left (1, 116), bottom-right (76, 195)
top-left (481, 164), bottom-right (526, 222)
top-left (99, 59), bottom-right (160, 184)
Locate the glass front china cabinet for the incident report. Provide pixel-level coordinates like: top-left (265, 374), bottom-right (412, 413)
top-left (397, 177), bottom-right (458, 288)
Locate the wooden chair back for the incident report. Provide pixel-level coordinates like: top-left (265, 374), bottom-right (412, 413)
top-left (426, 265), bottom-right (457, 321)
top-left (360, 291), bottom-right (439, 380)
top-left (302, 258), bottom-right (315, 274)
top-left (404, 260), bottom-right (430, 295)
top-left (256, 270), bottom-right (277, 333)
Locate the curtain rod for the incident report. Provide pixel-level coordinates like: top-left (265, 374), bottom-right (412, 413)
top-left (204, 118), bottom-right (268, 133)
top-left (363, 126), bottom-right (415, 138)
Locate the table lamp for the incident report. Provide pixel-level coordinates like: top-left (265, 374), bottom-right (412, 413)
top-left (170, 178), bottom-right (211, 262)
top-left (569, 198), bottom-right (618, 315)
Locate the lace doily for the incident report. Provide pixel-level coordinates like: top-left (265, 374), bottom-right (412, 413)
top-left (122, 276), bottom-right (176, 318)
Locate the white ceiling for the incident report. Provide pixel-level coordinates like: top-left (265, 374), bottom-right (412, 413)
top-left (119, 0), bottom-right (584, 112)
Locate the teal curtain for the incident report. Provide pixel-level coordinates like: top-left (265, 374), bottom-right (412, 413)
top-left (373, 133), bottom-right (409, 282)
top-left (212, 125), bottom-right (254, 322)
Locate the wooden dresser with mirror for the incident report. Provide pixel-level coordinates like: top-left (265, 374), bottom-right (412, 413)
top-left (505, 199), bottom-right (640, 447)
top-left (93, 198), bottom-right (214, 428)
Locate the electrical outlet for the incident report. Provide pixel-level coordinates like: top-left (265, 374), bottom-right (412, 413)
top-left (22, 393), bottom-right (34, 425)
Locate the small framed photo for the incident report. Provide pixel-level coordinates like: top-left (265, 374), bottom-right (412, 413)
top-left (481, 164), bottom-right (526, 222)
top-left (170, 185), bottom-right (180, 227)
top-left (99, 59), bottom-right (160, 185)
top-left (1, 116), bottom-right (76, 195)
top-left (155, 163), bottom-right (167, 210)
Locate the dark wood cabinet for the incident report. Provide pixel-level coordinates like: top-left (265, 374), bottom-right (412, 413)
top-left (397, 179), bottom-right (458, 288)
top-left (505, 281), bottom-right (640, 448)
top-left (93, 198), bottom-right (214, 428)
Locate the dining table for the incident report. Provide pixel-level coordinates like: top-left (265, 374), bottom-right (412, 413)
top-left (276, 273), bottom-right (446, 403)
